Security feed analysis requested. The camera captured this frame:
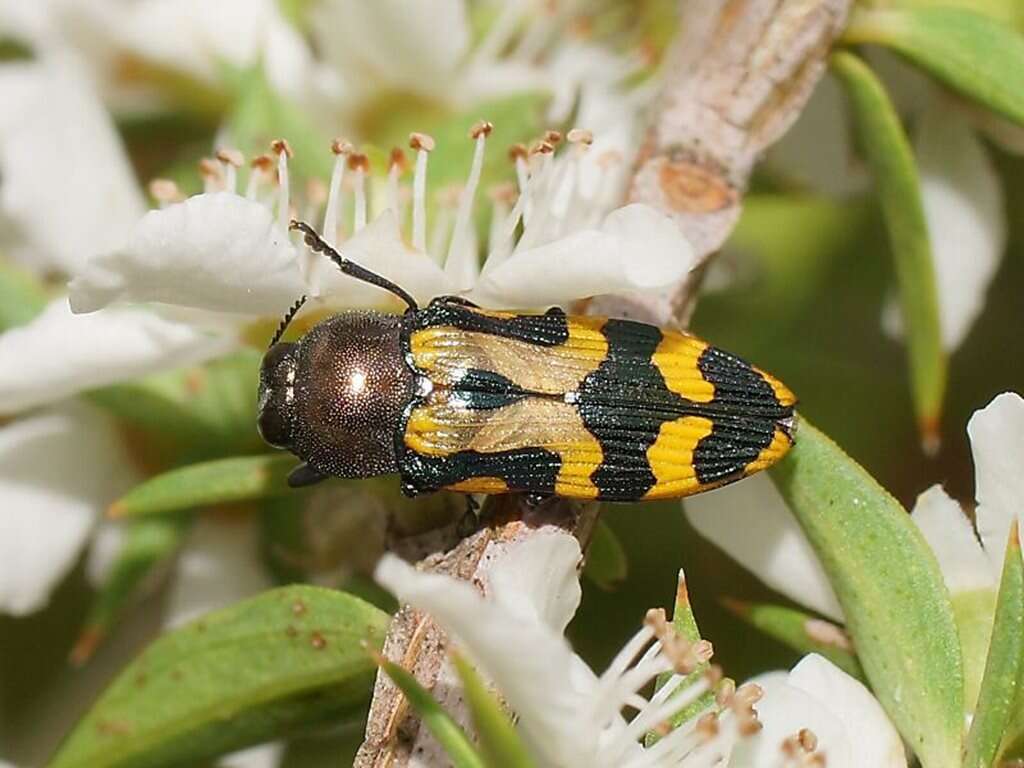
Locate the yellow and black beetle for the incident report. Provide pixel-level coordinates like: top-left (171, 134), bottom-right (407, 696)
top-left (258, 220), bottom-right (796, 502)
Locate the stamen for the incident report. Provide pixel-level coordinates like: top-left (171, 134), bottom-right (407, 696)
top-left (198, 157), bottom-right (223, 193)
top-left (323, 138), bottom-right (352, 247)
top-left (468, 0), bottom-right (526, 67)
top-left (215, 148), bottom-right (243, 194)
top-left (409, 132), bottom-right (435, 253)
top-left (148, 179), bottom-right (183, 208)
top-left (246, 154), bottom-right (274, 200)
top-left (430, 185), bottom-right (461, 263)
top-left (387, 147), bottom-right (408, 218)
top-left (445, 121), bottom-right (492, 288)
top-left (486, 183), bottom-right (517, 258)
top-left (271, 139), bottom-right (293, 232)
top-left (348, 152), bottom-right (369, 233)
top-left (509, 143), bottom-right (529, 195)
top-left (544, 129), bottom-right (563, 147)
top-left (567, 127), bottom-right (594, 146)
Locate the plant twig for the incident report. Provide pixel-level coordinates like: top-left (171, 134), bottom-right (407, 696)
top-left (355, 2), bottom-right (850, 764)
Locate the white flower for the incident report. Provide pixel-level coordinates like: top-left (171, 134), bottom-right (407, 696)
top-left (737, 655), bottom-right (906, 768)
top-left (0, 403), bottom-right (139, 615)
top-left (70, 126), bottom-right (694, 323)
top-left (0, 0), bottom-right (316, 112)
top-left (376, 533), bottom-right (903, 767)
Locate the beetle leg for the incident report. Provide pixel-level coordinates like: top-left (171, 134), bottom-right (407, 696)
top-left (287, 462), bottom-right (328, 488)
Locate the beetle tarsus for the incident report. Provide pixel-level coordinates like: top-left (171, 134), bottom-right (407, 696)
top-left (287, 462), bottom-right (328, 488)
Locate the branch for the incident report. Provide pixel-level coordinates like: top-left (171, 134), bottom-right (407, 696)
top-left (355, 1), bottom-right (850, 764)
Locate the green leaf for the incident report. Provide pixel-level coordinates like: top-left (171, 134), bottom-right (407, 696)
top-left (71, 517), bottom-right (192, 666)
top-left (844, 6), bottom-right (1024, 126)
top-left (51, 586), bottom-right (388, 768)
top-left (721, 600), bottom-right (865, 680)
top-left (0, 260), bottom-right (48, 330)
top-left (110, 455), bottom-right (298, 518)
top-left (583, 519), bottom-right (628, 590)
top-left (770, 419), bottom-right (963, 768)
top-left (831, 50), bottom-right (945, 445)
top-left (451, 652), bottom-right (535, 768)
top-left (375, 653), bottom-right (486, 768)
top-left (965, 524), bottom-right (1024, 768)
top-left (646, 570), bottom-right (714, 745)
top-left (951, 588), bottom-right (997, 712)
top-left (87, 350), bottom-right (263, 461)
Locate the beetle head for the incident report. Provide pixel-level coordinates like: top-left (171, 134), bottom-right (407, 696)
top-left (258, 341), bottom-right (299, 449)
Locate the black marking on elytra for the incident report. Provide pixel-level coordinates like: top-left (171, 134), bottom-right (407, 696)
top-left (399, 446), bottom-right (560, 496)
top-left (578, 319), bottom-right (674, 501)
top-left (411, 301), bottom-right (570, 347)
top-left (691, 346), bottom-right (788, 485)
top-left (456, 368), bottom-right (529, 410)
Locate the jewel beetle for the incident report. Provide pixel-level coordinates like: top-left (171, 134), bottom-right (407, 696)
top-left (258, 220), bottom-right (797, 501)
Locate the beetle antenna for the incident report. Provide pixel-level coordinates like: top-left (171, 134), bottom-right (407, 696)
top-left (289, 219), bottom-right (419, 311)
top-left (270, 294), bottom-right (307, 347)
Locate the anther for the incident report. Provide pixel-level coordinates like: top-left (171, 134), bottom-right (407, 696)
top-left (530, 139), bottom-right (555, 155)
top-left (215, 148), bottom-right (244, 167)
top-left (409, 132), bottom-right (436, 152)
top-left (567, 128), bottom-right (594, 145)
top-left (148, 178), bottom-right (182, 207)
top-left (714, 675), bottom-right (735, 707)
top-left (331, 137), bottom-right (353, 156)
top-left (799, 728), bottom-right (818, 752)
top-left (544, 129), bottom-right (563, 145)
top-left (470, 120), bottom-right (494, 139)
top-left (389, 147), bottom-right (408, 173)
top-left (271, 138), bottom-right (293, 158)
top-left (347, 152), bottom-right (370, 172)
top-left (198, 157), bottom-right (223, 192)
top-left (508, 143), bottom-right (528, 162)
top-left (247, 154), bottom-right (275, 199)
top-left (696, 712), bottom-right (720, 740)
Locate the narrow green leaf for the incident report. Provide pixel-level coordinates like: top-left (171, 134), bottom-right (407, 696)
top-left (831, 50), bottom-right (945, 446)
top-left (51, 586), bottom-right (388, 768)
top-left (451, 652), bottom-right (535, 768)
top-left (0, 260), bottom-right (48, 330)
top-left (71, 517), bottom-right (192, 666)
top-left (966, 524), bottom-right (1024, 768)
top-left (110, 455), bottom-right (298, 518)
top-left (583, 518), bottom-right (628, 590)
top-left (770, 419), bottom-right (963, 768)
top-left (844, 6), bottom-right (1024, 126)
top-left (647, 570), bottom-right (714, 745)
top-left (375, 654), bottom-right (486, 768)
top-left (722, 600), bottom-right (864, 680)
top-left (951, 588), bottom-right (997, 712)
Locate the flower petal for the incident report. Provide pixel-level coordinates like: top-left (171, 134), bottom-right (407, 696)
top-left (163, 515), bottom-right (273, 628)
top-left (684, 473), bottom-right (843, 622)
top-left (915, 99), bottom-right (1006, 351)
top-left (910, 485), bottom-right (994, 593)
top-left (315, 209), bottom-right (454, 308)
top-left (69, 192), bottom-right (306, 316)
top-left (0, 61), bottom-right (145, 275)
top-left (0, 297), bottom-right (231, 415)
top-left (786, 655), bottom-right (906, 767)
top-left (467, 204), bottom-right (693, 309)
top-left (0, 403), bottom-right (139, 615)
top-left (375, 530), bottom-right (596, 765)
top-left (310, 0), bottom-right (469, 105)
top-left (967, 391), bottom-right (1024, 575)
top-left (737, 656), bottom-right (905, 768)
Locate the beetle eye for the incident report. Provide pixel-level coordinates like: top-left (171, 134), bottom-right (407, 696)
top-left (258, 400), bottom-right (292, 448)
